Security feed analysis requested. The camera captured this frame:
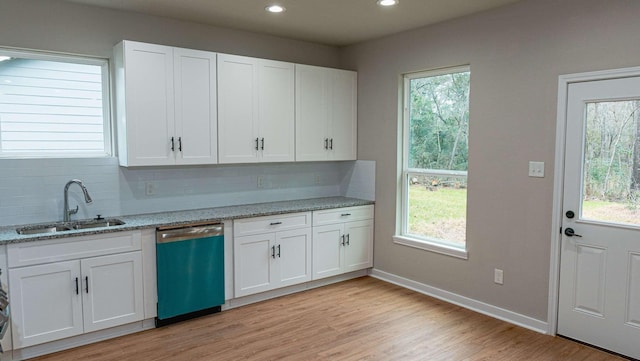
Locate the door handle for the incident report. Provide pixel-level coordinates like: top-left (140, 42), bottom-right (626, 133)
top-left (178, 137), bottom-right (182, 152)
top-left (564, 228), bottom-right (582, 237)
top-left (75, 277), bottom-right (79, 295)
top-left (255, 138), bottom-right (260, 151)
top-left (271, 245), bottom-right (276, 259)
top-left (346, 233), bottom-right (350, 245)
top-left (170, 137), bottom-right (175, 152)
top-left (277, 244), bottom-right (281, 258)
top-left (85, 276), bottom-right (89, 293)
top-left (261, 138), bottom-right (265, 151)
top-left (341, 234), bottom-right (345, 246)
top-left (324, 138), bottom-right (329, 150)
top-left (329, 138), bottom-right (333, 150)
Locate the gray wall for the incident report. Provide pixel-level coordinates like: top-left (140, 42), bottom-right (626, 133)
top-left (0, 0), bottom-right (340, 66)
top-left (340, 0), bottom-right (640, 322)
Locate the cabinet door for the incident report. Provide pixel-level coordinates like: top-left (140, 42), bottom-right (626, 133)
top-left (234, 233), bottom-right (274, 297)
top-left (9, 260), bottom-right (83, 348)
top-left (218, 54), bottom-right (259, 164)
top-left (329, 69), bottom-right (357, 161)
top-left (312, 224), bottom-right (343, 280)
top-left (119, 41), bottom-right (175, 166)
top-left (295, 64), bottom-right (329, 161)
top-left (275, 228), bottom-right (311, 288)
top-left (343, 220), bottom-right (374, 272)
top-left (81, 252), bottom-right (143, 333)
top-left (259, 60), bottom-right (295, 162)
top-left (174, 48), bottom-right (218, 165)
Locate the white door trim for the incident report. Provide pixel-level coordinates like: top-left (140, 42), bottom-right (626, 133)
top-left (549, 65), bottom-right (640, 335)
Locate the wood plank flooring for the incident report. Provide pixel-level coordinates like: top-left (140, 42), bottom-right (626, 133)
top-left (32, 277), bottom-right (624, 361)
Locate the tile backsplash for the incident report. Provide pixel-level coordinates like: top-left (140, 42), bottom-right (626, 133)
top-left (0, 158), bottom-right (375, 227)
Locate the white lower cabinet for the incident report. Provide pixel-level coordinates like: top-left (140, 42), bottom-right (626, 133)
top-left (312, 206), bottom-right (374, 280)
top-left (234, 213), bottom-right (312, 297)
top-left (8, 232), bottom-right (144, 349)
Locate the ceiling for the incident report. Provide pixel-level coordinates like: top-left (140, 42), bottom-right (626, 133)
top-left (64, 0), bottom-right (522, 46)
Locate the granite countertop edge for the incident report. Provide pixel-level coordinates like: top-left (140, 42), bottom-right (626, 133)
top-left (0, 197), bottom-right (374, 244)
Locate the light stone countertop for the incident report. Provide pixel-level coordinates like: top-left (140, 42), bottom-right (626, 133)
top-left (0, 196), bottom-right (374, 244)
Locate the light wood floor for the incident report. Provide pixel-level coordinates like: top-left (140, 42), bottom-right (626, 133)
top-left (32, 277), bottom-right (624, 361)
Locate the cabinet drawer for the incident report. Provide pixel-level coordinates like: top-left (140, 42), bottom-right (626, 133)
top-left (234, 212), bottom-right (311, 236)
top-left (312, 205), bottom-right (374, 226)
top-left (8, 231), bottom-right (142, 268)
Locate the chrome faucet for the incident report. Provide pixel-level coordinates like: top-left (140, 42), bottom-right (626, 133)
top-left (63, 179), bottom-right (93, 222)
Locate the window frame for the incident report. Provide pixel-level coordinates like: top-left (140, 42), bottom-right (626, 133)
top-left (0, 47), bottom-right (113, 158)
top-left (394, 65), bottom-right (470, 259)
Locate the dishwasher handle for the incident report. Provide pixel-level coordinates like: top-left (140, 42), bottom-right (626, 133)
top-left (157, 224), bottom-right (224, 243)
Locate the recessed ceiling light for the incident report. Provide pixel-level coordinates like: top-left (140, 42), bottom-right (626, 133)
top-left (377, 0), bottom-right (398, 6)
top-left (265, 4), bottom-right (286, 13)
top-left (0, 56), bottom-right (11, 62)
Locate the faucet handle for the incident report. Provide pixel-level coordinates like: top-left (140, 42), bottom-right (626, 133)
top-left (69, 205), bottom-right (79, 216)
top-left (95, 214), bottom-right (104, 220)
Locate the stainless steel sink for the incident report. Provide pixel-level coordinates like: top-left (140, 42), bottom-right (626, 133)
top-left (16, 218), bottom-right (125, 235)
top-left (71, 218), bottom-right (125, 230)
top-left (16, 225), bottom-right (73, 235)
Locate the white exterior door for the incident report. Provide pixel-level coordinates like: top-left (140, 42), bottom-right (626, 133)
top-left (174, 48), bottom-right (217, 165)
top-left (558, 75), bottom-right (640, 359)
top-left (81, 252), bottom-right (143, 333)
top-left (9, 260), bottom-right (83, 348)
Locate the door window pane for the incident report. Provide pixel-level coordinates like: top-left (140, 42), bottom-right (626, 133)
top-left (582, 100), bottom-right (640, 225)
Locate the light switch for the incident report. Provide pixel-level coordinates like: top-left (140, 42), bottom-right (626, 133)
top-left (528, 161), bottom-right (545, 178)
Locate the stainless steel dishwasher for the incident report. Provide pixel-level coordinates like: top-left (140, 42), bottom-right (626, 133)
top-left (155, 223), bottom-right (224, 327)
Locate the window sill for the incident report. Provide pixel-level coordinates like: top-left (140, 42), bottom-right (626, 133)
top-left (393, 235), bottom-right (468, 260)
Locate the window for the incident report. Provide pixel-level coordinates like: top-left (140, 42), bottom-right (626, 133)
top-left (0, 49), bottom-right (111, 157)
top-left (395, 66), bottom-right (470, 259)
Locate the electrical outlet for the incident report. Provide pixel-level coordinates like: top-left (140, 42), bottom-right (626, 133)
top-left (528, 161), bottom-right (545, 178)
top-left (145, 182), bottom-right (156, 196)
top-left (494, 268), bottom-right (504, 285)
top-left (257, 175), bottom-right (265, 189)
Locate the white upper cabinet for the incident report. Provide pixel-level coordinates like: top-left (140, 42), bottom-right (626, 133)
top-left (218, 54), bottom-right (295, 164)
top-left (173, 48), bottom-right (218, 165)
top-left (296, 65), bottom-right (357, 161)
top-left (114, 41), bottom-right (217, 166)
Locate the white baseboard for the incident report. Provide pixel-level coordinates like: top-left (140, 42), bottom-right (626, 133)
top-left (370, 268), bottom-right (548, 334)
